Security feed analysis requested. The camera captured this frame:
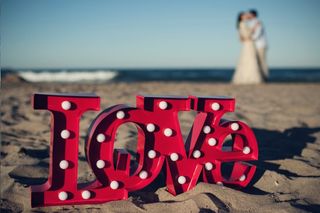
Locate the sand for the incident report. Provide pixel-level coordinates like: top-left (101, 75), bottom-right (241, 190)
top-left (1, 78), bottom-right (320, 212)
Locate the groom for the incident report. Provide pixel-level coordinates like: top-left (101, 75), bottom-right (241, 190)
top-left (247, 9), bottom-right (268, 79)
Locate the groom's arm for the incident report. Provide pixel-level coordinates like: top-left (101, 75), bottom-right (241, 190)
top-left (252, 21), bottom-right (263, 41)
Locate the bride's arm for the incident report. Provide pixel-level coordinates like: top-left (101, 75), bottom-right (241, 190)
top-left (239, 33), bottom-right (244, 42)
top-left (239, 23), bottom-right (252, 41)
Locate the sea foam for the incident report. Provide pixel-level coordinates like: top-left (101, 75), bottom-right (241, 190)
top-left (18, 70), bottom-right (118, 82)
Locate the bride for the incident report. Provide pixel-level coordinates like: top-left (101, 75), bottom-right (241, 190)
top-left (232, 12), bottom-right (264, 84)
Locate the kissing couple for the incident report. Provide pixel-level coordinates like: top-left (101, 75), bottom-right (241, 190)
top-left (232, 9), bottom-right (268, 84)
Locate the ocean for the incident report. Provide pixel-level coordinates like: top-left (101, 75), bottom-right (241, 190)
top-left (11, 68), bottom-right (320, 83)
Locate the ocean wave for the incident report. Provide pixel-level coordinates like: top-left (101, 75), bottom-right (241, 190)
top-left (18, 70), bottom-right (118, 82)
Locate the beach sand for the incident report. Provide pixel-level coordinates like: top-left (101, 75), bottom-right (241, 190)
top-left (1, 77), bottom-right (320, 212)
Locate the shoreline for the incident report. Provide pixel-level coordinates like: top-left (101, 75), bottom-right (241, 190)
top-left (2, 68), bottom-right (320, 84)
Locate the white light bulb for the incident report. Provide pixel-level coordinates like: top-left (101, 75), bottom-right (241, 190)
top-left (231, 123), bottom-right (240, 131)
top-left (192, 150), bottom-right (201, 159)
top-left (208, 138), bottom-right (217, 146)
top-left (146, 123), bottom-right (156, 132)
top-left (58, 191), bottom-right (68, 201)
top-left (81, 190), bottom-right (91, 199)
top-left (60, 129), bottom-right (70, 139)
top-left (170, 153), bottom-right (179, 161)
top-left (243, 146), bottom-right (251, 154)
top-left (178, 176), bottom-right (186, 184)
top-left (205, 162), bottom-right (214, 171)
top-left (158, 101), bottom-right (168, 110)
top-left (96, 133), bottom-right (106, 143)
top-left (61, 101), bottom-right (71, 110)
top-left (148, 150), bottom-right (156, 159)
top-left (203, 125), bottom-right (211, 134)
top-left (116, 111), bottom-right (125, 119)
top-left (110, 180), bottom-right (119, 190)
top-left (139, 170), bottom-right (148, 179)
top-left (211, 102), bottom-right (220, 111)
top-left (59, 160), bottom-right (69, 169)
top-left (239, 174), bottom-right (246, 182)
top-left (96, 160), bottom-right (105, 169)
top-left (164, 128), bottom-right (173, 137)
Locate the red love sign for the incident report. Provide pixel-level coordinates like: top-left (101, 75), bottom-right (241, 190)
top-left (31, 93), bottom-right (258, 207)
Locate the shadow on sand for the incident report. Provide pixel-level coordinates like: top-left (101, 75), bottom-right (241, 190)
top-left (250, 126), bottom-right (320, 183)
top-left (240, 126), bottom-right (320, 212)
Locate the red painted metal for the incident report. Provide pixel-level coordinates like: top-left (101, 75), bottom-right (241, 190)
top-left (31, 93), bottom-right (258, 207)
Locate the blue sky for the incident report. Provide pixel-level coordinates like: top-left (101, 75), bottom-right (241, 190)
top-left (2, 0), bottom-right (320, 68)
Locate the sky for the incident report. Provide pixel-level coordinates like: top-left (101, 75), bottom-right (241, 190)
top-left (2, 0), bottom-right (320, 69)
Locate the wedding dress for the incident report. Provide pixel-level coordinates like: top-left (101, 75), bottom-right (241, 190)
top-left (232, 21), bottom-right (264, 84)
